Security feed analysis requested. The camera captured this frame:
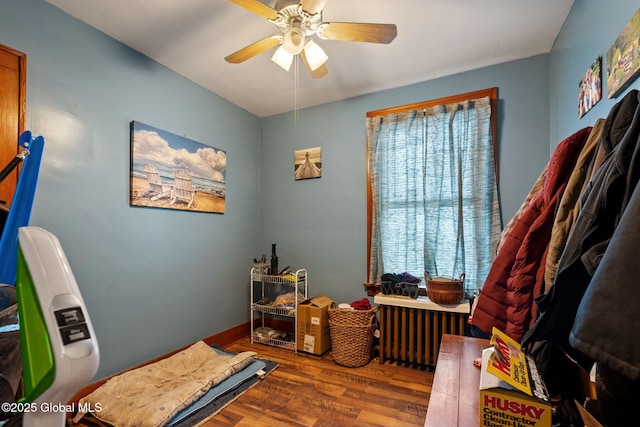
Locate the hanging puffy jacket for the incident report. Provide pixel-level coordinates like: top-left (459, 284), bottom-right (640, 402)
top-left (471, 126), bottom-right (591, 341)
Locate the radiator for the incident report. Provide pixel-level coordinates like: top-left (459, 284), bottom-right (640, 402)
top-left (374, 295), bottom-right (469, 368)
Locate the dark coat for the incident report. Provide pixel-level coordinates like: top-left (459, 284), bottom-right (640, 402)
top-left (522, 90), bottom-right (640, 351)
top-left (569, 179), bottom-right (640, 381)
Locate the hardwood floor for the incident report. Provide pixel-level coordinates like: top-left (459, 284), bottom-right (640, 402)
top-left (204, 337), bottom-right (434, 427)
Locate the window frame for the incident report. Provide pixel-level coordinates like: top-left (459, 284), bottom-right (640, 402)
top-left (365, 87), bottom-right (499, 283)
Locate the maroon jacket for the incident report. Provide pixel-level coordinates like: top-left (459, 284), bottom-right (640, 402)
top-left (471, 127), bottom-right (591, 341)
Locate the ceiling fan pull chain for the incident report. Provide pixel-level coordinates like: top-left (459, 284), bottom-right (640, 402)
top-left (294, 54), bottom-right (299, 126)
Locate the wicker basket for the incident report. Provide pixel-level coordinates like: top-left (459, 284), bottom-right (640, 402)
top-left (425, 272), bottom-right (465, 304)
top-left (328, 307), bottom-right (378, 368)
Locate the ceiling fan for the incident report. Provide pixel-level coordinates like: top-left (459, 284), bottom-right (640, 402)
top-left (225, 0), bottom-right (398, 79)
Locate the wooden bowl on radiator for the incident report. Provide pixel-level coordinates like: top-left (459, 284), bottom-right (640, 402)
top-left (425, 273), bottom-right (465, 304)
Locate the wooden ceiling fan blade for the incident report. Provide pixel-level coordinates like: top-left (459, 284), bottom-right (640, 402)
top-left (227, 0), bottom-right (278, 20)
top-left (301, 50), bottom-right (328, 79)
top-left (310, 63), bottom-right (329, 79)
top-left (320, 22), bottom-right (397, 44)
top-left (225, 35), bottom-right (282, 64)
top-left (300, 0), bottom-right (329, 15)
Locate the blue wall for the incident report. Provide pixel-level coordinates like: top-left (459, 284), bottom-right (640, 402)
top-left (550, 0), bottom-right (640, 146)
top-left (260, 0), bottom-right (640, 312)
top-left (259, 56), bottom-right (551, 303)
top-left (1, 0), bottom-right (262, 379)
top-left (1, 0), bottom-right (636, 380)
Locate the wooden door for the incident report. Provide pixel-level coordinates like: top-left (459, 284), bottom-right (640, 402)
top-left (0, 44), bottom-right (26, 207)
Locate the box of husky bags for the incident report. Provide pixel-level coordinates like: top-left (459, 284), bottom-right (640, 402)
top-left (479, 327), bottom-right (552, 427)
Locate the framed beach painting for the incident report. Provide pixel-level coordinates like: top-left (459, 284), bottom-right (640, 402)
top-left (130, 121), bottom-right (227, 214)
top-left (606, 7), bottom-right (640, 98)
top-left (294, 147), bottom-right (322, 180)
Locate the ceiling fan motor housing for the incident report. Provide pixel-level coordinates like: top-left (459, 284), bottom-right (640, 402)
top-left (271, 1), bottom-right (323, 37)
top-left (273, 0), bottom-right (299, 10)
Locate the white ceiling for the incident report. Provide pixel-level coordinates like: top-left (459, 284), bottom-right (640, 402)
top-left (45, 0), bottom-right (574, 118)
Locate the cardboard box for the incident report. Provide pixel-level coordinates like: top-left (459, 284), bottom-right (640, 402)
top-left (297, 295), bottom-right (335, 355)
top-left (479, 328), bottom-right (552, 427)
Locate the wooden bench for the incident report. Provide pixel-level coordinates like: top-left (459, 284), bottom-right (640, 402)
top-left (424, 334), bottom-right (490, 427)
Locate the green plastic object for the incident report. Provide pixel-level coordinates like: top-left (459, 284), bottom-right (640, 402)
top-left (15, 248), bottom-right (55, 402)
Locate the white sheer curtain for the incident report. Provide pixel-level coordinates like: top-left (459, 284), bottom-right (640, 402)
top-left (366, 96), bottom-right (501, 292)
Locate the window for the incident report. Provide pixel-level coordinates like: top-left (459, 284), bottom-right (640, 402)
top-left (366, 88), bottom-right (501, 293)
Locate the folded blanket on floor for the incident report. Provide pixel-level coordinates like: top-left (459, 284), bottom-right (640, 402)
top-left (168, 354), bottom-right (271, 426)
top-left (72, 340), bottom-right (256, 427)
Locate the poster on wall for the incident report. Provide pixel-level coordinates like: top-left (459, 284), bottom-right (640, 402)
top-left (606, 7), bottom-right (640, 99)
top-left (294, 147), bottom-right (322, 180)
top-left (129, 121), bottom-right (227, 214)
top-left (578, 56), bottom-right (602, 119)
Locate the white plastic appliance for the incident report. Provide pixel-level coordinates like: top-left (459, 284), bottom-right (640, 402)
top-left (15, 226), bottom-right (99, 426)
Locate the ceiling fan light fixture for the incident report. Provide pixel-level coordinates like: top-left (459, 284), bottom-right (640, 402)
top-left (303, 40), bottom-right (328, 71)
top-left (282, 26), bottom-right (306, 54)
top-left (271, 45), bottom-right (294, 71)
